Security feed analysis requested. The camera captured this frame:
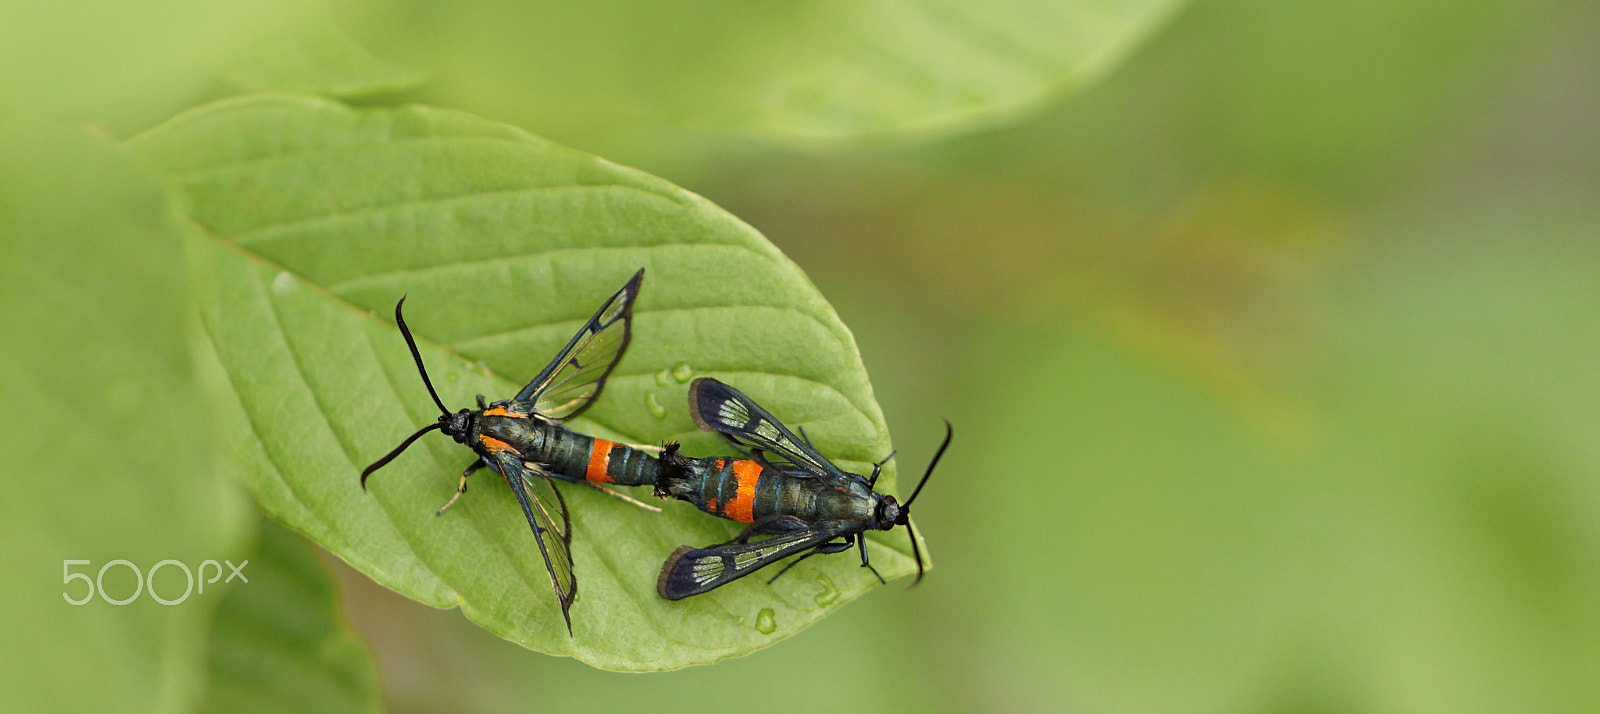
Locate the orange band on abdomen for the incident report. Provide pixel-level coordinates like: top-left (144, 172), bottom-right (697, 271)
top-left (479, 435), bottom-right (515, 454)
top-left (586, 438), bottom-right (615, 483)
top-left (724, 459), bottom-right (762, 523)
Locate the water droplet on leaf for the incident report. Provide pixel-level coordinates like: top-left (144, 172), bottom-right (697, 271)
top-left (754, 608), bottom-right (776, 634)
top-left (671, 362), bottom-right (694, 383)
top-left (645, 392), bottom-right (666, 419)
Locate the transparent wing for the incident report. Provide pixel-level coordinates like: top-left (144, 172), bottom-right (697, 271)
top-left (656, 523), bottom-right (849, 600)
top-left (510, 268), bottom-right (644, 421)
top-left (488, 451), bottom-right (577, 633)
top-left (686, 377), bottom-right (850, 482)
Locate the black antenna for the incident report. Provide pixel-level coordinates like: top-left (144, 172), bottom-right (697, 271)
top-left (901, 418), bottom-right (951, 588)
top-left (906, 521), bottom-right (926, 589)
top-left (395, 296), bottom-right (450, 416)
top-left (360, 297), bottom-right (453, 489)
top-left (903, 419), bottom-right (950, 509)
top-left (361, 423), bottom-right (443, 489)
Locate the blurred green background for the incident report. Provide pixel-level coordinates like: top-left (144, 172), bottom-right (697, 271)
top-left (6, 0), bottom-right (1600, 711)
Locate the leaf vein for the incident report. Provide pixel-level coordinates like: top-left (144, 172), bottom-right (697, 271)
top-left (228, 183), bottom-right (688, 245)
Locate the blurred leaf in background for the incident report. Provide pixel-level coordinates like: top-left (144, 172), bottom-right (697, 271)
top-left (0, 118), bottom-right (251, 712)
top-left (331, 0), bottom-right (1188, 170)
top-left (202, 517), bottom-right (382, 714)
top-left (0, 0), bottom-right (317, 135)
top-left (223, 11), bottom-right (429, 100)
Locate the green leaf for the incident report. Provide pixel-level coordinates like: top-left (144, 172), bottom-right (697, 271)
top-left (0, 119), bottom-right (250, 711)
top-left (225, 12), bottom-right (429, 99)
top-left (349, 0), bottom-right (1187, 147)
top-left (127, 94), bottom-right (910, 669)
top-left (0, 0), bottom-right (318, 134)
top-left (202, 517), bottom-right (382, 714)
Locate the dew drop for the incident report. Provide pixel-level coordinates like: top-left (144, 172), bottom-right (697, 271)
top-left (645, 392), bottom-right (666, 419)
top-left (813, 573), bottom-right (839, 607)
top-left (671, 362), bottom-right (694, 383)
top-left (654, 369), bottom-right (671, 387)
top-left (271, 270), bottom-right (295, 295)
top-left (754, 608), bottom-right (777, 634)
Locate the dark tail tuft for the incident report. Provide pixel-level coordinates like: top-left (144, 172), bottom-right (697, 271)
top-left (652, 441), bottom-right (691, 498)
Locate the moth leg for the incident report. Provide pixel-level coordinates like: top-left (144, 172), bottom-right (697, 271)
top-left (764, 537), bottom-right (854, 584)
top-left (856, 533), bottom-right (885, 584)
top-left (865, 449), bottom-right (897, 488)
top-left (436, 459), bottom-right (485, 515)
top-left (577, 481), bottom-right (663, 512)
